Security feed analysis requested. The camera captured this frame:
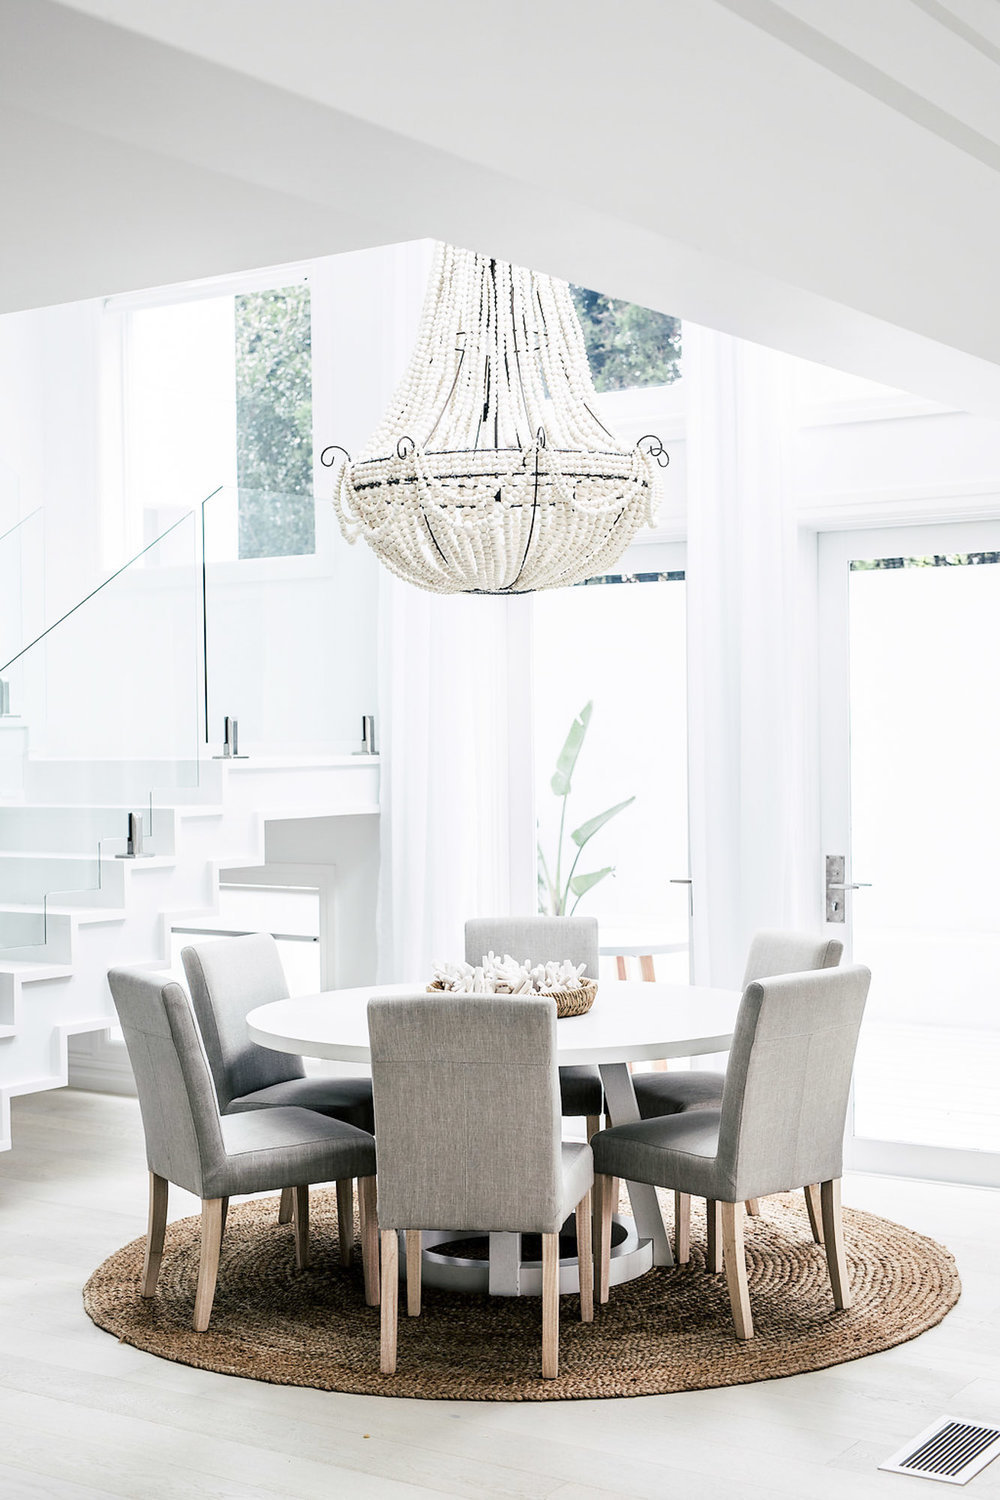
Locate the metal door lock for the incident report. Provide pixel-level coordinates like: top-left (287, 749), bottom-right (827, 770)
top-left (825, 855), bottom-right (871, 923)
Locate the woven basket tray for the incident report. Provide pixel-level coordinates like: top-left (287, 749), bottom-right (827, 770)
top-left (427, 976), bottom-right (597, 1019)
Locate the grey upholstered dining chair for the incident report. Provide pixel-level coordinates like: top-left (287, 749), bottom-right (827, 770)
top-left (465, 916), bottom-right (604, 1139)
top-left (632, 929), bottom-right (844, 1251)
top-left (108, 966), bottom-right (378, 1330)
top-left (368, 992), bottom-right (595, 1378)
top-left (183, 933), bottom-right (375, 1259)
top-left (592, 963), bottom-right (871, 1339)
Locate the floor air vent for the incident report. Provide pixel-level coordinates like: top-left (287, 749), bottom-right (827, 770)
top-left (879, 1417), bottom-right (1000, 1485)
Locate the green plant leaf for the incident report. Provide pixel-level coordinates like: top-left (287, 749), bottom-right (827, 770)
top-left (550, 702), bottom-right (592, 797)
top-left (570, 796), bottom-right (635, 849)
top-left (569, 866), bottom-right (614, 898)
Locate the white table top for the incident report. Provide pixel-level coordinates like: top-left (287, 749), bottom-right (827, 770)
top-left (247, 979), bottom-right (741, 1067)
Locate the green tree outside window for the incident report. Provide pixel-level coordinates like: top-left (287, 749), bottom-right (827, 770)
top-left (234, 285), bottom-right (314, 559)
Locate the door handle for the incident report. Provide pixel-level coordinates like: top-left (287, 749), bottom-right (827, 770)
top-left (825, 855), bottom-right (870, 923)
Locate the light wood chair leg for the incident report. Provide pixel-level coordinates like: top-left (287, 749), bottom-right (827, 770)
top-left (705, 1198), bottom-right (723, 1274)
top-left (575, 1190), bottom-right (594, 1322)
top-left (820, 1178), bottom-right (851, 1310)
top-left (745, 1199), bottom-right (761, 1215)
top-left (142, 1172), bottom-right (168, 1298)
top-left (406, 1230), bottom-right (422, 1316)
top-left (674, 1191), bottom-right (691, 1264)
top-left (380, 1229), bottom-right (398, 1374)
top-left (278, 1186), bottom-right (294, 1224)
top-left (292, 1185), bottom-right (309, 1270)
top-left (585, 1114), bottom-right (600, 1142)
top-left (193, 1197), bottom-right (224, 1332)
top-left (804, 1183), bottom-right (824, 1244)
top-left (721, 1200), bottom-right (753, 1339)
top-left (542, 1231), bottom-right (559, 1379)
top-left (639, 954), bottom-right (656, 982)
top-left (594, 1173), bottom-right (613, 1303)
top-left (616, 955), bottom-right (628, 980)
top-left (359, 1174), bottom-right (380, 1306)
top-left (336, 1178), bottom-right (354, 1266)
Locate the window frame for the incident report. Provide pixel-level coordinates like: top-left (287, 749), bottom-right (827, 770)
top-left (102, 259), bottom-right (332, 575)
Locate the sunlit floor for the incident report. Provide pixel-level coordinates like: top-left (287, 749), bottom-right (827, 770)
top-left (0, 1088), bottom-right (998, 1499)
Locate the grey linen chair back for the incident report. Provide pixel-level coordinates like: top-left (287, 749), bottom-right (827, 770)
top-left (108, 967), bottom-right (228, 1199)
top-left (183, 934), bottom-right (303, 1110)
top-left (368, 993), bottom-right (564, 1233)
top-left (716, 964), bottom-right (870, 1202)
top-left (742, 931), bottom-right (843, 986)
top-left (465, 916), bottom-right (599, 978)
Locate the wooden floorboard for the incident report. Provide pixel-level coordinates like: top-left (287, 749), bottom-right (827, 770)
top-left (0, 1088), bottom-right (998, 1498)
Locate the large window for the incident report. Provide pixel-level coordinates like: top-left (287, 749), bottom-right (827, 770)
top-left (113, 271), bottom-right (314, 560)
top-left (570, 286), bottom-right (681, 392)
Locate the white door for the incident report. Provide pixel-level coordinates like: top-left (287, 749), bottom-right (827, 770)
top-left (819, 521), bottom-right (1000, 1188)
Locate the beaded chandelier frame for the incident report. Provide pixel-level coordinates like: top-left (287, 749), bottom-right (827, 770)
top-left (323, 243), bottom-right (668, 595)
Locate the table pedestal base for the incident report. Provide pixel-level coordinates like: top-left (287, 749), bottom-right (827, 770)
top-left (404, 1216), bottom-right (651, 1297)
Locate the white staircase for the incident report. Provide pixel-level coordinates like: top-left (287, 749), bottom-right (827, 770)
top-left (0, 754), bottom-right (379, 1149)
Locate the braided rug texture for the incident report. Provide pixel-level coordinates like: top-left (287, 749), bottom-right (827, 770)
top-left (83, 1189), bottom-right (960, 1401)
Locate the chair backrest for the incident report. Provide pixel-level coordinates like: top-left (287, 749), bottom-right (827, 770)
top-left (742, 930), bottom-right (843, 986)
top-left (717, 964), bottom-right (871, 1202)
top-left (368, 992), bottom-right (564, 1233)
top-left (464, 916), bottom-right (599, 980)
top-left (182, 934), bottom-right (303, 1110)
top-left (108, 966), bottom-right (227, 1197)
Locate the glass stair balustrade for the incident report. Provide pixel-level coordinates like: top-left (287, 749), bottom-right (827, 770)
top-left (0, 508), bottom-right (204, 959)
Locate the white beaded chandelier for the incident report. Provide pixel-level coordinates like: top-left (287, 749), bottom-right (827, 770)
top-left (324, 243), bottom-right (668, 595)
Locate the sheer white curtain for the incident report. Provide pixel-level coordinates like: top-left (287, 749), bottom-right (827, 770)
top-left (376, 580), bottom-right (534, 981)
top-left (686, 324), bottom-right (818, 987)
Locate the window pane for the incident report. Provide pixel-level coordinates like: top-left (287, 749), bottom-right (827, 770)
top-left (570, 286), bottom-right (681, 393)
top-left (234, 285), bottom-right (314, 559)
top-left (532, 576), bottom-right (689, 981)
top-left (849, 554), bottom-right (1000, 1153)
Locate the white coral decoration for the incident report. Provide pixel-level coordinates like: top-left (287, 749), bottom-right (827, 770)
top-left (328, 242), bottom-right (666, 596)
top-left (431, 953), bottom-right (588, 996)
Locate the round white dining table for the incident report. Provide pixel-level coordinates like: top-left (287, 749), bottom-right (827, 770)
top-left (248, 978), bottom-right (741, 1295)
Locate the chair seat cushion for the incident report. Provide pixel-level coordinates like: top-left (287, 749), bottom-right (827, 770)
top-left (632, 1069), bottom-right (724, 1119)
top-left (558, 1140), bottom-right (595, 1224)
top-left (592, 1109), bottom-right (730, 1201)
top-left (210, 1106), bottom-right (376, 1198)
top-left (558, 1065), bottom-right (603, 1116)
top-left (227, 1075), bottom-right (375, 1133)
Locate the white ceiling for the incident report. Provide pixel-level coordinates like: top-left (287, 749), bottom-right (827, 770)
top-left (5, 0), bottom-right (1000, 414)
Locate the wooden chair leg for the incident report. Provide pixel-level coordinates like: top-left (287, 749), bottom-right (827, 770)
top-left (745, 1199), bottom-right (761, 1216)
top-left (193, 1197), bottom-right (224, 1332)
top-left (142, 1172), bottom-right (168, 1298)
top-left (406, 1230), bottom-right (422, 1316)
top-left (336, 1178), bottom-right (354, 1266)
top-left (705, 1198), bottom-right (723, 1274)
top-left (804, 1183), bottom-right (824, 1244)
top-left (575, 1190), bottom-right (594, 1322)
top-left (594, 1173), bottom-right (613, 1303)
top-left (219, 1197), bottom-right (229, 1241)
top-left (820, 1178), bottom-right (851, 1310)
top-left (721, 1201), bottom-right (753, 1339)
top-left (616, 955), bottom-right (628, 980)
top-left (585, 1114), bottom-right (600, 1142)
top-left (380, 1229), bottom-right (398, 1374)
top-left (359, 1174), bottom-right (380, 1306)
top-left (674, 1191), bottom-right (691, 1264)
top-left (541, 1231), bottom-right (559, 1378)
top-left (639, 954), bottom-right (656, 982)
top-left (278, 1186), bottom-right (294, 1225)
top-left (292, 1185), bottom-right (309, 1270)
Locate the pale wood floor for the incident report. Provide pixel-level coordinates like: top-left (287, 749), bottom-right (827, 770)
top-left (0, 1089), bottom-right (998, 1500)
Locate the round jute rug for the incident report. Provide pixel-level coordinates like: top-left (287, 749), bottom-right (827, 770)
top-left (83, 1189), bottom-right (960, 1401)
